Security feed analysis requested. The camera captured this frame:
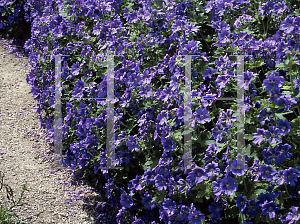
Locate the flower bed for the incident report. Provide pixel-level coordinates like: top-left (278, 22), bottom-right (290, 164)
top-left (1, 0), bottom-right (300, 223)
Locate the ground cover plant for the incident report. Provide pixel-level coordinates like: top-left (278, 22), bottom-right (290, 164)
top-left (1, 0), bottom-right (300, 223)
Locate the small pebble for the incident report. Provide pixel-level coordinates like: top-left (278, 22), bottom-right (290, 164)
top-left (21, 107), bottom-right (26, 110)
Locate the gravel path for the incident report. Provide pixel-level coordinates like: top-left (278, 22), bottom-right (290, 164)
top-left (0, 37), bottom-right (102, 224)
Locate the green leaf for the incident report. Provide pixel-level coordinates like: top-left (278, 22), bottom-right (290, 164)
top-left (151, 191), bottom-right (165, 205)
top-left (283, 91), bottom-right (292, 96)
top-left (145, 160), bottom-right (153, 166)
top-left (244, 134), bottom-right (253, 140)
top-left (280, 110), bottom-right (294, 116)
top-left (250, 60), bottom-right (265, 69)
top-left (255, 188), bottom-right (267, 196)
top-left (142, 160), bottom-right (153, 170)
top-left (290, 117), bottom-right (300, 135)
top-left (244, 144), bottom-right (251, 156)
top-left (275, 113), bottom-right (286, 121)
top-left (168, 118), bottom-right (176, 127)
top-left (275, 62), bottom-right (289, 71)
top-left (282, 86), bottom-right (292, 90)
top-left (245, 116), bottom-right (254, 124)
top-left (89, 37), bottom-right (97, 43)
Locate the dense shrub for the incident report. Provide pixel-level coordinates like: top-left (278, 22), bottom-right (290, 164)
top-left (2, 0), bottom-right (300, 223)
top-left (0, 0), bottom-right (34, 41)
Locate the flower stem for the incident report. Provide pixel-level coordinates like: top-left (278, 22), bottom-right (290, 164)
top-left (285, 184), bottom-right (290, 197)
top-left (199, 32), bottom-right (210, 50)
top-left (243, 178), bottom-right (248, 192)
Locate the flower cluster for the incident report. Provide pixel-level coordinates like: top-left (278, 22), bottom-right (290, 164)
top-left (3, 0), bottom-right (300, 223)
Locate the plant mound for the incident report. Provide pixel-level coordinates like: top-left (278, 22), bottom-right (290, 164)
top-left (2, 0), bottom-right (300, 223)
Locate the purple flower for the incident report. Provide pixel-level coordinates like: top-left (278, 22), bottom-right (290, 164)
top-left (215, 74), bottom-right (230, 89)
top-left (188, 204), bottom-right (205, 224)
top-left (178, 205), bottom-right (190, 223)
top-left (162, 198), bottom-right (177, 216)
top-left (230, 160), bottom-right (248, 176)
top-left (256, 107), bottom-right (274, 125)
top-left (138, 7), bottom-right (151, 21)
top-left (120, 192), bottom-right (133, 209)
top-left (194, 107), bottom-right (211, 124)
top-left (70, 61), bottom-right (81, 77)
top-left (218, 29), bottom-right (231, 46)
top-left (283, 167), bottom-right (298, 187)
top-left (155, 174), bottom-right (168, 191)
top-left (211, 121), bottom-right (228, 143)
top-left (138, 84), bottom-right (152, 98)
top-left (277, 119), bottom-right (291, 136)
top-left (274, 170), bottom-right (285, 185)
top-left (259, 165), bottom-right (277, 181)
top-left (212, 177), bottom-right (223, 196)
top-left (208, 202), bottom-right (222, 220)
top-left (220, 176), bottom-right (238, 196)
top-left (253, 128), bottom-right (266, 145)
top-left (293, 78), bottom-right (300, 93)
top-left (161, 137), bottom-right (177, 152)
top-left (245, 199), bottom-right (259, 217)
top-left (236, 195), bottom-right (247, 213)
top-left (203, 67), bottom-right (214, 80)
top-left (261, 146), bottom-right (285, 165)
top-left (118, 151), bottom-right (132, 165)
top-left (182, 40), bottom-right (199, 55)
top-left (72, 80), bottom-right (86, 98)
top-left (171, 19), bottom-right (184, 33)
top-left (253, 101), bottom-right (261, 109)
top-left (129, 73), bottom-right (143, 88)
top-left (126, 135), bottom-right (140, 152)
top-left (262, 71), bottom-right (285, 93)
top-left (187, 167), bottom-right (208, 184)
top-left (243, 71), bottom-right (258, 89)
top-left (188, 211), bottom-right (205, 224)
top-left (177, 178), bottom-right (193, 195)
top-left (269, 90), bottom-right (286, 106)
top-left (141, 192), bottom-right (156, 210)
top-left (129, 10), bottom-right (139, 23)
top-left (157, 111), bottom-right (169, 126)
top-left (243, 221), bottom-right (253, 224)
top-left (219, 109), bottom-right (237, 127)
top-left (80, 45), bottom-right (91, 58)
top-left (174, 103), bottom-right (185, 120)
top-left (280, 17), bottom-right (295, 34)
top-left (285, 206), bottom-right (300, 224)
top-left (132, 217), bottom-right (144, 224)
top-left (261, 201), bottom-right (280, 219)
top-left (156, 163), bottom-right (172, 179)
top-left (128, 175), bottom-right (145, 194)
top-left (283, 95), bottom-right (298, 111)
top-left (281, 143), bottom-right (293, 159)
top-left (143, 169), bottom-right (156, 185)
top-left (264, 125), bottom-right (282, 144)
top-left (205, 161), bottom-right (220, 179)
